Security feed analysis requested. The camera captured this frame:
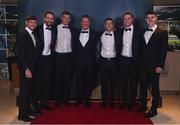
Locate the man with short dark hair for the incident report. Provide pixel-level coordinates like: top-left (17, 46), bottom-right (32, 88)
top-left (17, 15), bottom-right (38, 122)
top-left (97, 18), bottom-right (120, 109)
top-left (138, 10), bottom-right (168, 117)
top-left (74, 15), bottom-right (97, 107)
top-left (35, 11), bottom-right (57, 111)
top-left (118, 12), bottom-right (142, 110)
top-left (54, 11), bottom-right (76, 106)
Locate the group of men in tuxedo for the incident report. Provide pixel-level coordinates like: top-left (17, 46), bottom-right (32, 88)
top-left (17, 10), bottom-right (168, 122)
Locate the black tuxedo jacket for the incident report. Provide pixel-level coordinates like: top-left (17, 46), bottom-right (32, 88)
top-left (141, 27), bottom-right (168, 68)
top-left (74, 29), bottom-right (97, 68)
top-left (118, 26), bottom-right (143, 64)
top-left (17, 29), bottom-right (38, 72)
top-left (96, 31), bottom-right (120, 61)
top-left (35, 25), bottom-right (57, 57)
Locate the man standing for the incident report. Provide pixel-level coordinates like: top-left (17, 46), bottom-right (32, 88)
top-left (97, 18), bottom-right (119, 109)
top-left (54, 11), bottom-right (75, 106)
top-left (17, 15), bottom-right (38, 122)
top-left (36, 11), bottom-right (56, 110)
top-left (138, 10), bottom-right (168, 117)
top-left (74, 15), bottom-right (97, 107)
top-left (118, 12), bottom-right (142, 110)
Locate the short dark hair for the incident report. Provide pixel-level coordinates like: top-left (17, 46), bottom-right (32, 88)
top-left (81, 15), bottom-right (90, 21)
top-left (145, 10), bottom-right (157, 16)
top-left (44, 11), bottom-right (55, 18)
top-left (104, 18), bottom-right (114, 23)
top-left (61, 10), bottom-right (71, 17)
top-left (122, 11), bottom-right (134, 18)
top-left (26, 15), bottom-right (37, 21)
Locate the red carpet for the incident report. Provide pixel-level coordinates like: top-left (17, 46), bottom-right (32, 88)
top-left (31, 102), bottom-right (153, 124)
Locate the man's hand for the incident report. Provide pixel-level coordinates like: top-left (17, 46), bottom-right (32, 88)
top-left (155, 67), bottom-right (162, 74)
top-left (25, 69), bottom-right (32, 78)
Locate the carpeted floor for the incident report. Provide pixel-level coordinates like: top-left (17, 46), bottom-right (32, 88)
top-left (31, 102), bottom-right (153, 124)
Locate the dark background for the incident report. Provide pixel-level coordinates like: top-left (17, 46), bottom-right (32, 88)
top-left (18, 0), bottom-right (152, 31)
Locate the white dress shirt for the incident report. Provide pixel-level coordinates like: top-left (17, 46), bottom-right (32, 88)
top-left (101, 31), bottom-right (116, 58)
top-left (42, 23), bottom-right (52, 56)
top-left (25, 27), bottom-right (36, 47)
top-left (121, 25), bottom-right (134, 57)
top-left (144, 24), bottom-right (157, 44)
top-left (55, 24), bottom-right (72, 53)
top-left (79, 29), bottom-right (90, 47)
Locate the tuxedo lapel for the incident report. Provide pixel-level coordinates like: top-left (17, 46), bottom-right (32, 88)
top-left (146, 27), bottom-right (160, 46)
top-left (24, 30), bottom-right (36, 48)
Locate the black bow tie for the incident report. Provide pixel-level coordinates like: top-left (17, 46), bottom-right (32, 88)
top-left (146, 28), bottom-right (153, 32)
top-left (105, 33), bottom-right (112, 36)
top-left (81, 31), bottom-right (89, 33)
top-left (46, 27), bottom-right (52, 30)
top-left (125, 28), bottom-right (131, 31)
top-left (32, 31), bottom-right (35, 35)
top-left (63, 26), bottom-right (69, 29)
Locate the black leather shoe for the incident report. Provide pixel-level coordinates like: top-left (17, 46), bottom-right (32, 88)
top-left (119, 103), bottom-right (127, 109)
top-left (42, 105), bottom-right (52, 111)
top-left (74, 100), bottom-right (83, 106)
top-left (100, 102), bottom-right (107, 108)
top-left (135, 105), bottom-right (147, 112)
top-left (55, 101), bottom-right (61, 107)
top-left (84, 101), bottom-right (91, 108)
top-left (109, 102), bottom-right (115, 109)
top-left (145, 110), bottom-right (157, 118)
top-left (63, 100), bottom-right (71, 106)
top-left (18, 115), bottom-right (32, 122)
top-left (127, 104), bottom-right (133, 110)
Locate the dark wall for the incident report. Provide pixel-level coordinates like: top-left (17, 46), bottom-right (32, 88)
top-left (18, 0), bottom-right (152, 31)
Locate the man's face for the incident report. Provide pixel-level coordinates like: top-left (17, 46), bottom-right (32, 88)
top-left (81, 17), bottom-right (90, 30)
top-left (104, 20), bottom-right (114, 32)
top-left (123, 14), bottom-right (133, 27)
top-left (44, 13), bottom-right (54, 27)
top-left (61, 14), bottom-right (71, 25)
top-left (26, 20), bottom-right (37, 30)
top-left (146, 14), bottom-right (157, 27)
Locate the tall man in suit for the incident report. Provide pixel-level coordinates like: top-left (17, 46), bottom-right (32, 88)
top-left (17, 15), bottom-right (38, 122)
top-left (97, 18), bottom-right (119, 109)
top-left (118, 12), bottom-right (142, 110)
top-left (35, 11), bottom-right (56, 111)
top-left (74, 15), bottom-right (97, 107)
top-left (54, 11), bottom-right (75, 106)
top-left (138, 11), bottom-right (168, 117)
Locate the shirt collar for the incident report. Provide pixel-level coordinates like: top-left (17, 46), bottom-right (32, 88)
top-left (25, 26), bottom-right (33, 34)
top-left (105, 30), bottom-right (113, 34)
top-left (148, 24), bottom-right (157, 32)
top-left (81, 28), bottom-right (90, 32)
top-left (124, 24), bottom-right (134, 29)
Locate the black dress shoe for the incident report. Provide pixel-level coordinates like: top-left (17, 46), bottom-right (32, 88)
top-left (55, 101), bottom-right (61, 107)
top-left (109, 102), bottom-right (115, 109)
top-left (119, 103), bottom-right (127, 109)
top-left (84, 101), bottom-right (91, 108)
top-left (127, 104), bottom-right (133, 110)
top-left (18, 115), bottom-right (32, 122)
top-left (74, 101), bottom-right (83, 106)
top-left (42, 105), bottom-right (52, 111)
top-left (63, 100), bottom-right (71, 106)
top-left (145, 110), bottom-right (157, 118)
top-left (135, 106), bottom-right (147, 112)
top-left (100, 102), bottom-right (107, 108)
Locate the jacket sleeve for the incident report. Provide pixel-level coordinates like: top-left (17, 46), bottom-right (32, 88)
top-left (17, 32), bottom-right (29, 71)
top-left (158, 31), bottom-right (168, 68)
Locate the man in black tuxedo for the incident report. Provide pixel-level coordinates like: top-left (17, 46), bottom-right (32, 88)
top-left (54, 11), bottom-right (76, 106)
top-left (74, 15), bottom-right (97, 107)
top-left (17, 15), bottom-right (39, 122)
top-left (138, 11), bottom-right (168, 118)
top-left (118, 12), bottom-right (142, 110)
top-left (35, 11), bottom-right (56, 111)
top-left (97, 18), bottom-right (120, 109)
